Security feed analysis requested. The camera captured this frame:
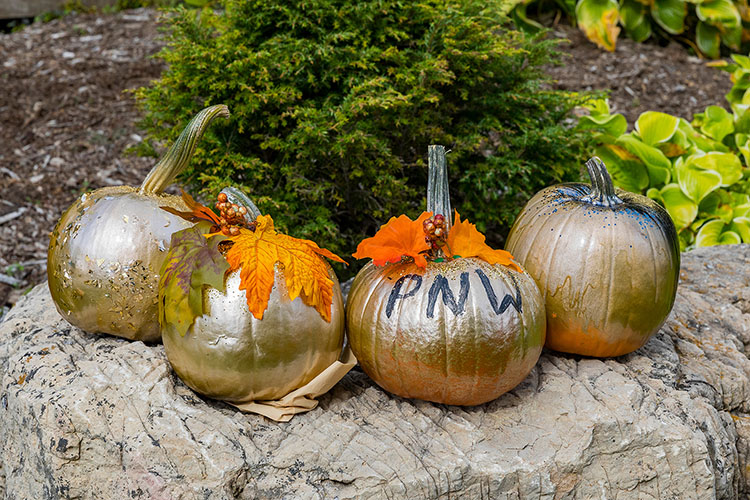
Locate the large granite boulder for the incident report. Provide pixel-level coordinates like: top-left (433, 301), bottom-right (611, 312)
top-left (1, 245), bottom-right (750, 499)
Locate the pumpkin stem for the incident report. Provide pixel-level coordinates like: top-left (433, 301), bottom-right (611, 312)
top-left (220, 186), bottom-right (262, 225)
top-left (582, 157), bottom-right (623, 207)
top-left (427, 145), bottom-right (453, 231)
top-left (139, 105), bottom-right (230, 195)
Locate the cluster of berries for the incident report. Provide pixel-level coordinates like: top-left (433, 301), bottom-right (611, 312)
top-left (423, 213), bottom-right (447, 251)
top-left (211, 192), bottom-right (250, 236)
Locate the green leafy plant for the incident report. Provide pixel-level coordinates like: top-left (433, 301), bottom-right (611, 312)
top-left (136, 0), bottom-right (593, 274)
top-left (515, 0), bottom-right (747, 57)
top-left (580, 59), bottom-right (750, 249)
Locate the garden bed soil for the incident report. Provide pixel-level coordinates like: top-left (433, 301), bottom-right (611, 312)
top-left (0, 9), bottom-right (734, 315)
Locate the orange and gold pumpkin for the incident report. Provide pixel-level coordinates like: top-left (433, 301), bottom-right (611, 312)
top-left (505, 157), bottom-right (679, 358)
top-left (345, 146), bottom-right (545, 406)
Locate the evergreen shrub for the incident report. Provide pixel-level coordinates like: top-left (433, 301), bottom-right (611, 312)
top-left (137, 0), bottom-right (592, 272)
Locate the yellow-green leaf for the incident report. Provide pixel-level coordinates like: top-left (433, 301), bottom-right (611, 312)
top-left (696, 0), bottom-right (741, 27)
top-left (575, 0), bottom-right (620, 51)
top-left (696, 21), bottom-right (721, 59)
top-left (635, 111), bottom-right (680, 145)
top-left (695, 219), bottom-right (741, 246)
top-left (688, 151), bottom-right (742, 186)
top-left (595, 144), bottom-right (650, 192)
top-left (616, 133), bottom-right (672, 185)
top-left (676, 159), bottom-right (722, 203)
top-left (652, 0), bottom-right (687, 34)
top-left (620, 0), bottom-right (652, 41)
top-left (660, 184), bottom-right (699, 230)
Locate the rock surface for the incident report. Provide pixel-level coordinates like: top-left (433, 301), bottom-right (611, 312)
top-left (1, 245), bottom-right (750, 499)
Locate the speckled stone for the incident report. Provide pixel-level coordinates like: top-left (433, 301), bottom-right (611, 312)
top-left (1, 245), bottom-right (749, 498)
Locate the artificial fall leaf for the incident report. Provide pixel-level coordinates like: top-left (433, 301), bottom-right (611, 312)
top-left (159, 224), bottom-right (229, 337)
top-left (160, 190), bottom-right (222, 228)
top-left (447, 211), bottom-right (523, 273)
top-left (352, 212), bottom-right (433, 267)
top-left (223, 214), bottom-right (346, 321)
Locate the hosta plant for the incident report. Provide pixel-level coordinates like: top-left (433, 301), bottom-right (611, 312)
top-left (514, 0), bottom-right (747, 57)
top-left (579, 97), bottom-right (750, 249)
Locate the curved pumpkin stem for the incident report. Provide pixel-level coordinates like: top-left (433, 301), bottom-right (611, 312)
top-left (139, 105), bottom-right (230, 195)
top-left (581, 156), bottom-right (623, 207)
top-left (220, 186), bottom-right (262, 225)
top-left (427, 144), bottom-right (453, 231)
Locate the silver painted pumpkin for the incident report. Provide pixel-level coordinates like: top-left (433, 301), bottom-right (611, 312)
top-left (345, 145), bottom-right (546, 406)
top-left (505, 157), bottom-right (680, 357)
top-left (47, 105), bottom-right (229, 342)
top-left (162, 265), bottom-right (345, 402)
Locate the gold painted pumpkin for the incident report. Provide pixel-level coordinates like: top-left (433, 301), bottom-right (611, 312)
top-left (159, 188), bottom-right (346, 403)
top-left (345, 145), bottom-right (546, 406)
top-left (47, 105), bottom-right (229, 342)
top-left (163, 266), bottom-right (345, 402)
top-left (505, 157), bottom-right (680, 357)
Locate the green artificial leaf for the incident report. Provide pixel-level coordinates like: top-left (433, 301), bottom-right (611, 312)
top-left (595, 144), bottom-right (650, 192)
top-left (695, 219), bottom-right (741, 246)
top-left (696, 0), bottom-right (741, 28)
top-left (730, 217), bottom-right (750, 242)
top-left (651, 0), bottom-right (687, 34)
top-left (697, 105), bottom-right (734, 142)
top-left (676, 158), bottom-right (723, 203)
top-left (620, 0), bottom-right (652, 41)
top-left (688, 151), bottom-right (743, 186)
top-left (660, 183), bottom-right (699, 229)
top-left (635, 111), bottom-right (680, 145)
top-left (616, 133), bottom-right (672, 185)
top-left (576, 0), bottom-right (621, 50)
top-left (696, 21), bottom-right (721, 59)
top-left (158, 224), bottom-right (230, 337)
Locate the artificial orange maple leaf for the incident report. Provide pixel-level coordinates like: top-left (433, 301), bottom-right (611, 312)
top-left (160, 190), bottom-right (222, 228)
top-left (352, 212), bottom-right (433, 267)
top-left (224, 214), bottom-right (345, 321)
top-left (447, 211), bottom-right (522, 273)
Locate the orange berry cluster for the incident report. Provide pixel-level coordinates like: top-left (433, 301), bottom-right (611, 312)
top-left (212, 192), bottom-right (250, 236)
top-left (423, 213), bottom-right (447, 251)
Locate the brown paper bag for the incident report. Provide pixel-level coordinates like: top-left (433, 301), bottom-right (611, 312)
top-left (230, 346), bottom-right (357, 422)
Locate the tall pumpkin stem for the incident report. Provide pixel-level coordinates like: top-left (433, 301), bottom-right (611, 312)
top-left (139, 105), bottom-right (230, 195)
top-left (582, 156), bottom-right (623, 207)
top-left (427, 144), bottom-right (453, 231)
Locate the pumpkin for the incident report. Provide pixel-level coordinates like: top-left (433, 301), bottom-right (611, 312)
top-left (505, 157), bottom-right (680, 357)
top-left (159, 188), bottom-right (346, 403)
top-left (345, 145), bottom-right (545, 406)
top-left (47, 105), bottom-right (229, 342)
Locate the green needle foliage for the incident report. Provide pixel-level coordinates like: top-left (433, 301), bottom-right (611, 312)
top-left (137, 0), bottom-right (592, 273)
